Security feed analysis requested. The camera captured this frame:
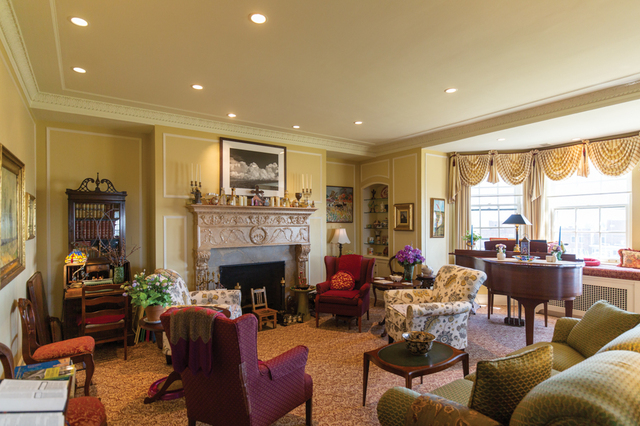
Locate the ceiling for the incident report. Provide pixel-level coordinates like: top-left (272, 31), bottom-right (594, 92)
top-left (5, 0), bottom-right (640, 157)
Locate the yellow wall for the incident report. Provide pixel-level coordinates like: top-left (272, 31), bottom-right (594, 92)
top-left (422, 150), bottom-right (450, 272)
top-left (0, 43), bottom-right (37, 370)
top-left (326, 159), bottom-right (358, 259)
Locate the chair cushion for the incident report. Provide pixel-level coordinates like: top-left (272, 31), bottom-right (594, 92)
top-left (330, 271), bottom-right (355, 291)
top-left (32, 336), bottom-right (95, 361)
top-left (338, 254), bottom-right (362, 281)
top-left (318, 289), bottom-right (361, 305)
top-left (567, 300), bottom-right (640, 358)
top-left (66, 396), bottom-right (107, 426)
top-left (468, 345), bottom-right (553, 425)
top-left (431, 378), bottom-right (474, 406)
top-left (76, 314), bottom-right (125, 326)
top-left (596, 325), bottom-right (640, 354)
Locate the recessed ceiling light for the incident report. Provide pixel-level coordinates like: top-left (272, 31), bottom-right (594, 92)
top-left (250, 14), bottom-right (267, 24)
top-left (445, 88), bottom-right (457, 93)
top-left (227, 113), bottom-right (236, 118)
top-left (293, 125), bottom-right (300, 129)
top-left (354, 121), bottom-right (363, 125)
top-left (572, 138), bottom-right (581, 141)
top-left (497, 138), bottom-right (506, 141)
top-left (191, 84), bottom-right (203, 90)
top-left (72, 67), bottom-right (86, 73)
top-left (70, 17), bottom-right (88, 27)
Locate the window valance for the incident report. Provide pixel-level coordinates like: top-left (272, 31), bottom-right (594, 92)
top-left (447, 133), bottom-right (640, 203)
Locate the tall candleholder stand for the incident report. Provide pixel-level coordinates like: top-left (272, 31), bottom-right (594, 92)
top-left (197, 271), bottom-right (221, 290)
top-left (301, 188), bottom-right (312, 207)
top-left (191, 181), bottom-right (202, 204)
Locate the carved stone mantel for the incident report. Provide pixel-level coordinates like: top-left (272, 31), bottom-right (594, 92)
top-left (187, 205), bottom-right (317, 290)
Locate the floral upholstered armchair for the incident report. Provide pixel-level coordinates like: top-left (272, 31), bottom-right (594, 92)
top-left (384, 265), bottom-right (486, 349)
top-left (154, 269), bottom-right (242, 360)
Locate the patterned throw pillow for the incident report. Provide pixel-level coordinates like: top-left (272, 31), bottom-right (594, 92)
top-left (618, 248), bottom-right (640, 269)
top-left (567, 300), bottom-right (640, 358)
top-left (468, 345), bottom-right (553, 425)
top-left (330, 271), bottom-right (355, 291)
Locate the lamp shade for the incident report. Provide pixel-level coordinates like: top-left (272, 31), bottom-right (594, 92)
top-left (330, 228), bottom-right (350, 245)
top-left (502, 214), bottom-right (532, 226)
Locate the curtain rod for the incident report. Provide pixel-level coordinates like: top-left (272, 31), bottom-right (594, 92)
top-left (448, 130), bottom-right (640, 157)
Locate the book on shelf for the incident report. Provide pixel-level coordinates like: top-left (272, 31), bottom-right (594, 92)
top-left (0, 379), bottom-right (69, 413)
top-left (13, 358), bottom-right (76, 398)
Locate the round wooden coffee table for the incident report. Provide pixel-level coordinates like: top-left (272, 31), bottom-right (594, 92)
top-left (362, 340), bottom-right (469, 405)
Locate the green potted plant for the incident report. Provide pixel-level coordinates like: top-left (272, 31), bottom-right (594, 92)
top-left (463, 231), bottom-right (482, 249)
top-left (121, 271), bottom-right (175, 323)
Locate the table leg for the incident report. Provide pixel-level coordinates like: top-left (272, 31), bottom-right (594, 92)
top-left (144, 371), bottom-right (182, 404)
top-left (362, 355), bottom-right (370, 406)
top-left (373, 286), bottom-right (378, 307)
top-left (565, 300), bottom-right (574, 318)
top-left (297, 292), bottom-right (311, 321)
top-left (462, 352), bottom-right (469, 377)
top-left (155, 331), bottom-right (163, 350)
top-left (405, 375), bottom-right (412, 390)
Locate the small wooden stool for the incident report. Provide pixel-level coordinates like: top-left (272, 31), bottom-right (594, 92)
top-left (251, 287), bottom-right (277, 331)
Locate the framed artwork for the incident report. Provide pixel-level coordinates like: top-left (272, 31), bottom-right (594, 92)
top-left (393, 203), bottom-right (414, 231)
top-left (220, 138), bottom-right (286, 197)
top-left (326, 186), bottom-right (353, 223)
top-left (430, 198), bottom-right (445, 238)
top-left (0, 147), bottom-right (25, 290)
top-left (26, 193), bottom-right (35, 240)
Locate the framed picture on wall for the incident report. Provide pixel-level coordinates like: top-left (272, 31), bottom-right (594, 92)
top-left (0, 146), bottom-right (25, 290)
top-left (26, 192), bottom-right (35, 240)
top-left (220, 138), bottom-right (286, 197)
top-left (393, 203), bottom-right (414, 231)
top-left (326, 186), bottom-right (353, 223)
top-left (430, 198), bottom-right (445, 238)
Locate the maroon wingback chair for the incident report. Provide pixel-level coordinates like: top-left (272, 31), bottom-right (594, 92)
top-left (315, 255), bottom-right (375, 333)
top-left (161, 308), bottom-right (313, 426)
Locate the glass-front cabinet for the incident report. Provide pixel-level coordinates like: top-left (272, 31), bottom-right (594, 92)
top-left (362, 183), bottom-right (390, 260)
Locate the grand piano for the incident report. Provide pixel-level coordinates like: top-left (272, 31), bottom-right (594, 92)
top-left (453, 249), bottom-right (584, 346)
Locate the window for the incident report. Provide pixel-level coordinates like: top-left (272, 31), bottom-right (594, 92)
top-left (470, 179), bottom-right (523, 245)
top-left (547, 168), bottom-right (630, 262)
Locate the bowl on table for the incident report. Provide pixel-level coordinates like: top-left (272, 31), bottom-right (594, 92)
top-left (512, 255), bottom-right (539, 262)
top-left (402, 331), bottom-right (435, 356)
top-left (389, 275), bottom-right (403, 282)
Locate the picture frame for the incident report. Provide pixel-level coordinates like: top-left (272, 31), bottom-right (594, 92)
top-left (220, 138), bottom-right (286, 198)
top-left (393, 203), bottom-right (414, 231)
top-left (26, 193), bottom-right (35, 240)
top-left (326, 186), bottom-right (353, 223)
top-left (0, 146), bottom-right (25, 290)
top-left (430, 198), bottom-right (445, 238)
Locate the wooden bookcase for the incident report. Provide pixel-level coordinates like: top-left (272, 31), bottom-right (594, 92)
top-left (66, 174), bottom-right (127, 257)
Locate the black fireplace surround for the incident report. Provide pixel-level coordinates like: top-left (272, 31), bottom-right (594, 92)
top-left (220, 261), bottom-right (285, 313)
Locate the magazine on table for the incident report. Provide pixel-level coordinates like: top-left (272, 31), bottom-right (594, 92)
top-left (0, 379), bottom-right (68, 413)
top-left (0, 412), bottom-right (64, 426)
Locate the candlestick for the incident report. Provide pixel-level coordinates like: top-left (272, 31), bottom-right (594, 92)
top-left (191, 163), bottom-right (194, 182)
top-left (558, 226), bottom-right (562, 245)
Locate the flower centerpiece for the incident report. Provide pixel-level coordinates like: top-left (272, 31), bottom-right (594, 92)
top-left (395, 245), bottom-right (425, 281)
top-left (122, 271), bottom-right (174, 322)
top-left (496, 243), bottom-right (507, 260)
top-left (549, 243), bottom-right (563, 261)
top-left (463, 231), bottom-right (482, 249)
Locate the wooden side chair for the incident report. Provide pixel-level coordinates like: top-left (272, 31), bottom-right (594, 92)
top-left (251, 287), bottom-right (277, 331)
top-left (27, 271), bottom-right (63, 345)
top-left (0, 341), bottom-right (107, 426)
top-left (79, 283), bottom-right (130, 360)
top-left (18, 299), bottom-right (96, 396)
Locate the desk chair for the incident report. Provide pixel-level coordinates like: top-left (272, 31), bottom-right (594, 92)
top-left (18, 299), bottom-right (96, 396)
top-left (251, 287), bottom-right (277, 331)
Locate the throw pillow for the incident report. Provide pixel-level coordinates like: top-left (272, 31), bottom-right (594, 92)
top-left (330, 271), bottom-right (355, 291)
top-left (567, 300), bottom-right (640, 358)
top-left (338, 254), bottom-right (362, 281)
top-left (468, 345), bottom-right (553, 426)
top-left (596, 325), bottom-right (640, 354)
top-left (618, 248), bottom-right (640, 269)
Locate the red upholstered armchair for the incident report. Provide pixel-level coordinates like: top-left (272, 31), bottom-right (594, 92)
top-left (161, 307), bottom-right (313, 426)
top-left (315, 255), bottom-right (375, 332)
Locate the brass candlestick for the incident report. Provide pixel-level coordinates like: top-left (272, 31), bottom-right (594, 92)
top-left (191, 181), bottom-right (202, 204)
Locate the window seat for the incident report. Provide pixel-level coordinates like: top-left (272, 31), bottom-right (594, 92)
top-left (583, 264), bottom-right (640, 281)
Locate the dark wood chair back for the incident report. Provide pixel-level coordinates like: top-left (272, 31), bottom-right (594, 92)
top-left (80, 284), bottom-right (129, 360)
top-left (251, 287), bottom-right (270, 311)
top-left (27, 271), bottom-right (62, 345)
top-left (17, 298), bottom-right (42, 365)
top-left (0, 342), bottom-right (14, 379)
top-left (251, 287), bottom-right (277, 331)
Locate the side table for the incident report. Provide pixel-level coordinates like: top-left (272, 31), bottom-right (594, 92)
top-left (290, 286), bottom-right (316, 321)
top-left (362, 341), bottom-right (469, 406)
top-left (138, 317), bottom-right (164, 350)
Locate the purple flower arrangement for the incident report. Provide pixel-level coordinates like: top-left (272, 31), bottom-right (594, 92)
top-left (121, 271), bottom-right (174, 308)
top-left (395, 245), bottom-right (425, 266)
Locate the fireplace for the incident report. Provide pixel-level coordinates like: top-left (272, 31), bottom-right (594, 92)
top-left (220, 261), bottom-right (286, 313)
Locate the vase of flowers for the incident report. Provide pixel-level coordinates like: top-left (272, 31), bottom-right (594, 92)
top-left (496, 243), bottom-right (507, 260)
top-left (121, 271), bottom-right (174, 322)
top-left (101, 239), bottom-right (140, 284)
top-left (550, 243), bottom-right (563, 261)
top-left (395, 245), bottom-right (425, 281)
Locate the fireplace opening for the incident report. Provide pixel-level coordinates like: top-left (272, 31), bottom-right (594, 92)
top-left (220, 261), bottom-right (285, 313)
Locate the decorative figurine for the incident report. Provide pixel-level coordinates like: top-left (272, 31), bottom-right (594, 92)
top-left (251, 185), bottom-right (265, 206)
top-left (371, 188), bottom-right (377, 199)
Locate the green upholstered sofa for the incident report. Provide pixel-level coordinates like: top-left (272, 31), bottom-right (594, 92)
top-left (377, 301), bottom-right (640, 426)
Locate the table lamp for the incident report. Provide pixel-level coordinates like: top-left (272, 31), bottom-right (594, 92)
top-left (330, 228), bottom-right (350, 257)
top-left (502, 213), bottom-right (532, 253)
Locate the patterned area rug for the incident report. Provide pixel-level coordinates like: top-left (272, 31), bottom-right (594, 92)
top-left (84, 304), bottom-right (556, 425)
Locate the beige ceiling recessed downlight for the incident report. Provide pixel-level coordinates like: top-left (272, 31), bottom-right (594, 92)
top-left (497, 138), bottom-right (506, 141)
top-left (70, 17), bottom-right (88, 26)
top-left (228, 113), bottom-right (237, 118)
top-left (445, 88), bottom-right (457, 93)
top-left (72, 67), bottom-right (86, 73)
top-left (250, 14), bottom-right (267, 24)
top-left (293, 125), bottom-right (300, 129)
top-left (354, 121), bottom-right (363, 125)
top-left (191, 84), bottom-right (203, 90)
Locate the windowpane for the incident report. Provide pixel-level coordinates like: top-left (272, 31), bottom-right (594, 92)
top-left (470, 179), bottom-right (523, 244)
top-left (481, 209), bottom-right (499, 228)
top-left (576, 209), bottom-right (599, 232)
top-left (601, 207), bottom-right (626, 232)
top-left (601, 233), bottom-right (626, 260)
top-left (573, 233), bottom-right (599, 258)
top-left (554, 209), bottom-right (575, 233)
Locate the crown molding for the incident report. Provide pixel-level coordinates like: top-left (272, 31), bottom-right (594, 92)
top-left (0, 0), bottom-right (38, 99)
top-left (374, 79), bottom-right (640, 156)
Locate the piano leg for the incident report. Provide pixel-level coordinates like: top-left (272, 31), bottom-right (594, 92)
top-left (518, 298), bottom-right (547, 346)
top-left (565, 300), bottom-right (574, 318)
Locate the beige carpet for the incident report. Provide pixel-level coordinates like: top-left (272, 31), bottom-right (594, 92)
top-left (84, 304), bottom-right (556, 425)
